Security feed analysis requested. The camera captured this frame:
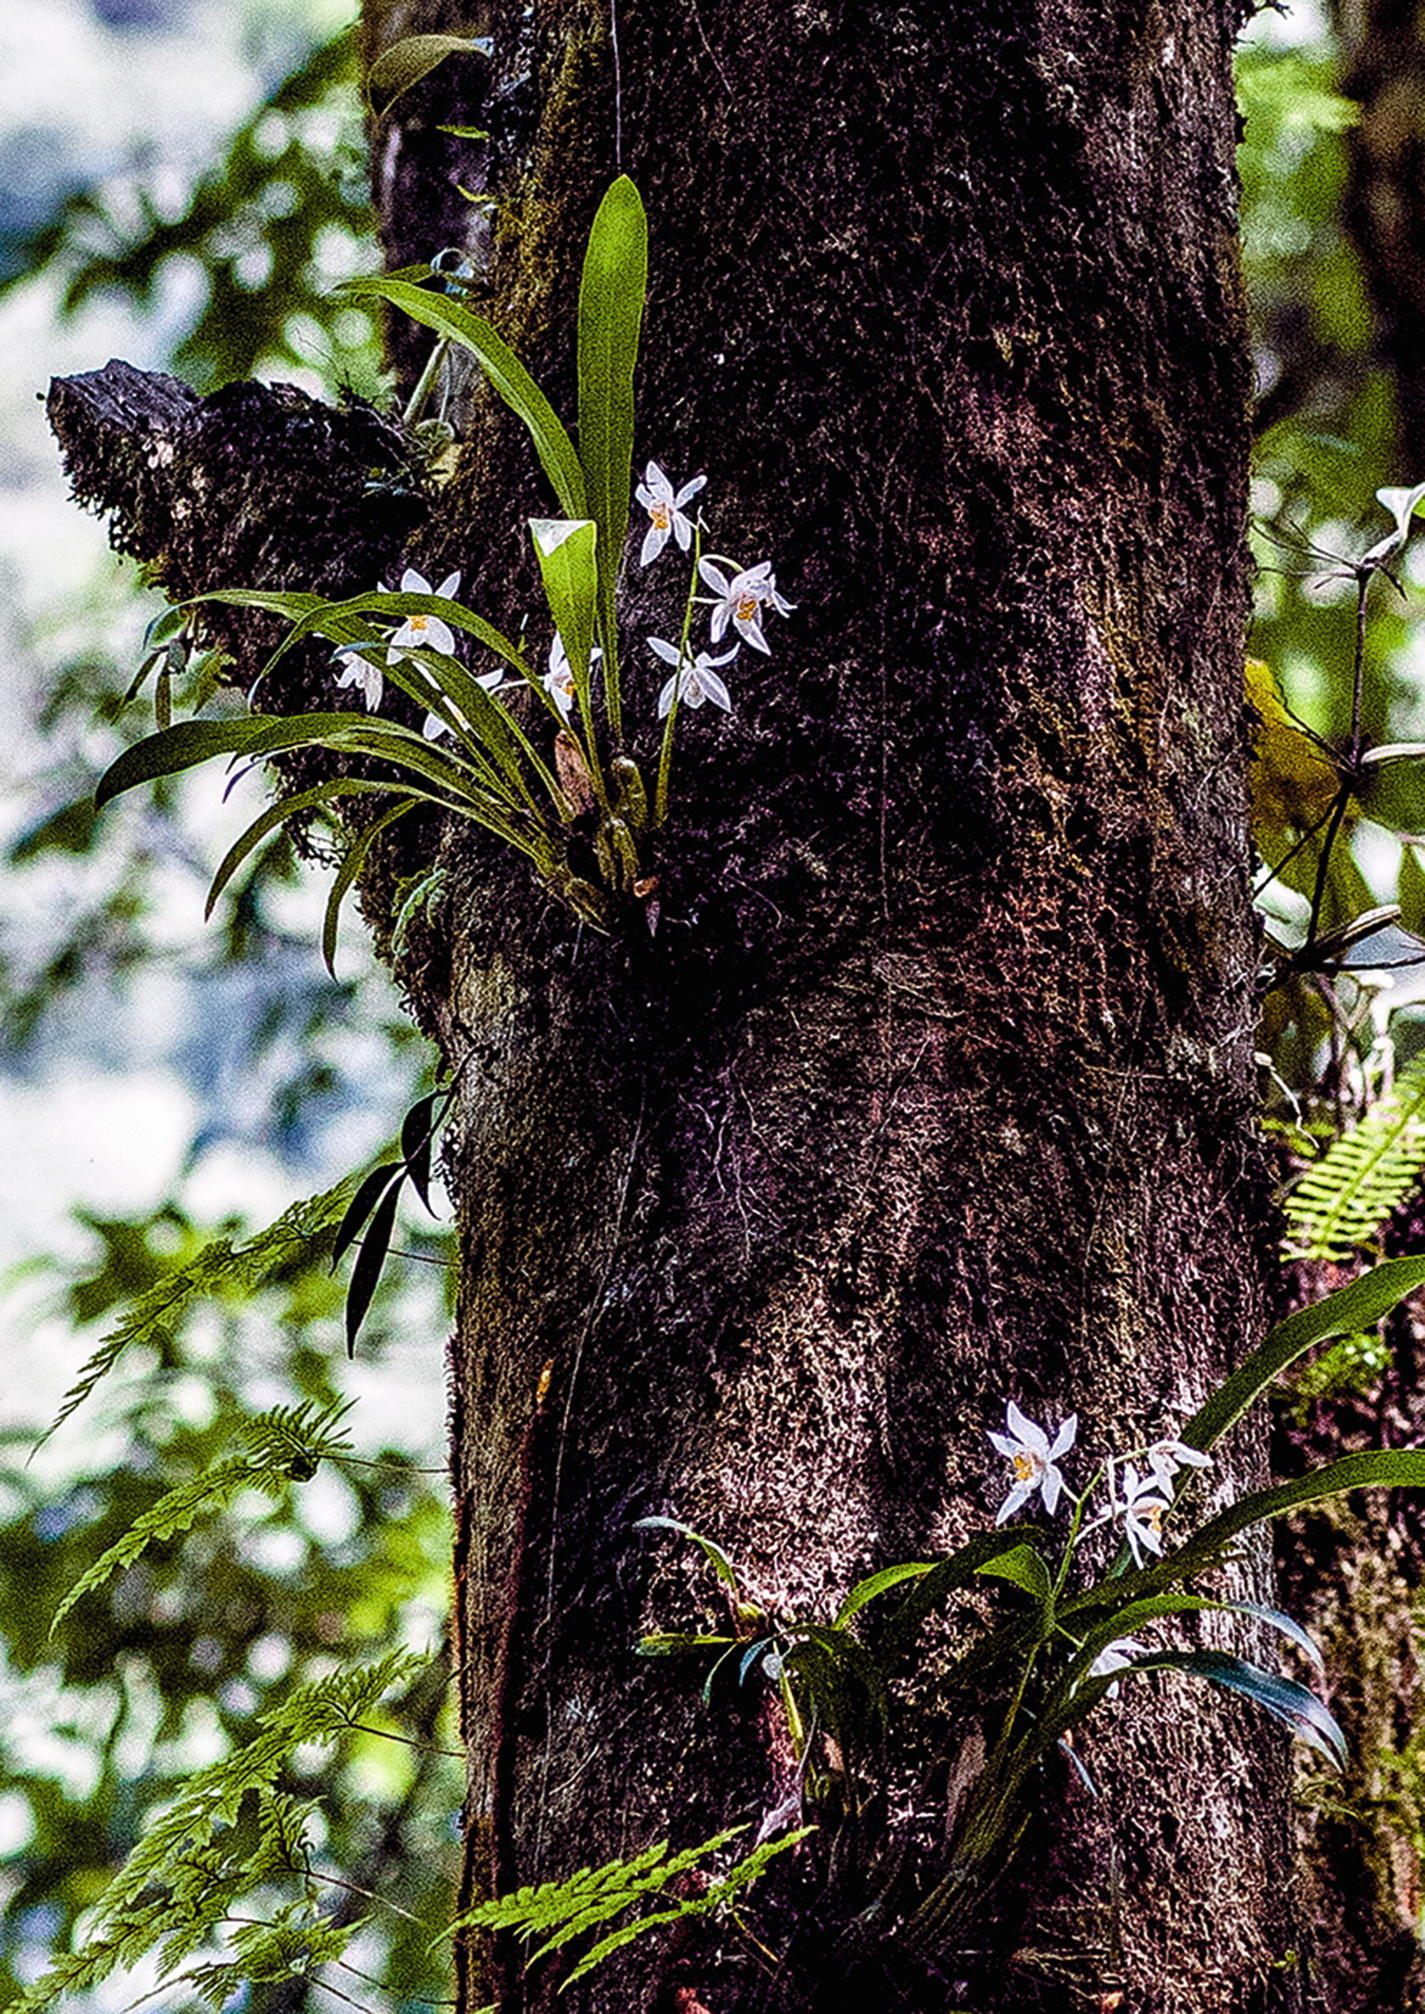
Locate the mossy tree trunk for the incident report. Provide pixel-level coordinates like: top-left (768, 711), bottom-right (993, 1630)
top-left (51, 1), bottom-right (1369, 2008)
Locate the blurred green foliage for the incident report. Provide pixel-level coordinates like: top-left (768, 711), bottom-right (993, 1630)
top-left (4, 25), bottom-right (386, 397)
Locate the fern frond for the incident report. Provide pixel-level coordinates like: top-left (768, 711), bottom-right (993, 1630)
top-left (15, 1657), bottom-right (425, 2012)
top-left (442, 1824), bottom-right (811, 1990)
top-left (48, 1399), bottom-right (356, 1636)
top-left (36, 1182), bottom-right (357, 1449)
top-left (565, 1828), bottom-right (812, 1987)
top-left (1282, 1056), bottom-right (1425, 1261)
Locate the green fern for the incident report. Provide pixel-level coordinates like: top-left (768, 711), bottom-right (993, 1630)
top-left (1282, 1056), bottom-right (1425, 1260)
top-left (48, 1399), bottom-right (354, 1635)
top-left (36, 1182), bottom-right (357, 1449)
top-left (442, 1824), bottom-right (812, 1988)
top-left (16, 1651), bottom-right (428, 2012)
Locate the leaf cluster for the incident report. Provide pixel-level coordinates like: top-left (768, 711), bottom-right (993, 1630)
top-left (445, 1826), bottom-right (811, 1990)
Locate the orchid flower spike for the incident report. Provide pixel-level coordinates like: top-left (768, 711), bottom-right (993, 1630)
top-left (988, 1402), bottom-right (1077, 1525)
top-left (636, 463), bottom-right (706, 565)
top-left (1087, 1637), bottom-right (1149, 1700)
top-left (699, 559), bottom-right (794, 654)
top-left (1145, 1435), bottom-right (1212, 1493)
top-left (1119, 1464), bottom-right (1172, 1567)
top-left (387, 568), bottom-right (462, 662)
top-left (648, 637), bottom-right (739, 718)
top-left (1363, 482), bottom-right (1425, 568)
top-left (334, 645), bottom-right (383, 712)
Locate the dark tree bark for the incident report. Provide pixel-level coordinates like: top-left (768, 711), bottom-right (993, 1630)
top-left (51, 3), bottom-right (1370, 2010)
top-left (1338, 1), bottom-right (1425, 474)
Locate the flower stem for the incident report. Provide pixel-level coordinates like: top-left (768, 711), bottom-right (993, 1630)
top-left (653, 525), bottom-right (703, 827)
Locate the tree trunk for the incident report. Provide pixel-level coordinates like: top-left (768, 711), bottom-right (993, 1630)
top-left (50, 1), bottom-right (1359, 2009)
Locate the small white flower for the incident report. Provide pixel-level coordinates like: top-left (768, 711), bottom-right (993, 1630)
top-left (544, 634), bottom-right (602, 719)
top-left (649, 636), bottom-right (740, 718)
top-left (1119, 1464), bottom-right (1172, 1567)
top-left (988, 1402), bottom-right (1077, 1525)
top-left (1087, 1636), bottom-right (1149, 1700)
top-left (1145, 1436), bottom-right (1212, 1493)
top-left (699, 558), bottom-right (794, 654)
top-left (1363, 482), bottom-right (1425, 567)
top-left (334, 645), bottom-right (383, 711)
top-left (635, 463), bottom-right (706, 565)
top-left (387, 567), bottom-right (461, 662)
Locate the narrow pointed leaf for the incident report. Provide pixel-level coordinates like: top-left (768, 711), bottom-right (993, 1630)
top-left (879, 1526), bottom-right (1050, 1662)
top-left (634, 1516), bottom-right (740, 1592)
top-left (400, 1088), bottom-right (449, 1217)
top-left (331, 1164), bottom-right (404, 1269)
top-left (577, 175), bottom-right (647, 631)
top-left (1128, 1650), bottom-right (1347, 1769)
top-left (345, 1180), bottom-right (402, 1357)
top-left (835, 1561), bottom-right (934, 1629)
top-left (1180, 1256), bottom-right (1425, 1461)
top-left (205, 780), bottom-right (393, 919)
top-left (974, 1543), bottom-right (1052, 1602)
top-left (323, 801), bottom-right (415, 975)
top-left (529, 517), bottom-right (600, 688)
top-left (366, 32), bottom-right (492, 119)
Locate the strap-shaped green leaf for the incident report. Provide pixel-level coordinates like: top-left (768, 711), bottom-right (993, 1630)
top-left (96, 712), bottom-right (386, 806)
top-left (339, 278), bottom-right (586, 516)
top-left (250, 588), bottom-right (532, 683)
top-left (834, 1561), bottom-right (934, 1629)
top-left (1179, 1256), bottom-right (1425, 1462)
top-left (205, 778), bottom-right (398, 918)
top-left (530, 517), bottom-right (599, 687)
top-left (323, 799), bottom-right (415, 976)
top-left (1119, 1650), bottom-right (1347, 1768)
top-left (577, 175), bottom-right (647, 729)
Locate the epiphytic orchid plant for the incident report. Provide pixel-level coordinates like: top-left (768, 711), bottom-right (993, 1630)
top-left (638, 1256), bottom-right (1425, 1955)
top-left (94, 178), bottom-right (794, 954)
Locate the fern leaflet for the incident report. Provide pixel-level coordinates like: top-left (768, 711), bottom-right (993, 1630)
top-left (36, 1182), bottom-right (357, 1449)
top-left (15, 1652), bottom-right (427, 2012)
top-left (48, 1399), bottom-right (354, 1635)
top-left (1282, 1056), bottom-right (1425, 1260)
top-left (441, 1825), bottom-right (812, 1988)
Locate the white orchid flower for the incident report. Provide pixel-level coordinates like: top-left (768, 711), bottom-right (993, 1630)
top-left (387, 567), bottom-right (462, 661)
top-left (1118, 1464), bottom-right (1172, 1567)
top-left (649, 637), bottom-right (740, 718)
top-left (334, 645), bottom-right (383, 712)
top-left (544, 634), bottom-right (603, 719)
top-left (1145, 1435), bottom-right (1212, 1493)
top-left (988, 1402), bottom-right (1077, 1525)
top-left (1087, 1636), bottom-right (1149, 1700)
top-left (699, 559), bottom-right (794, 654)
top-left (636, 463), bottom-right (706, 565)
top-left (1363, 482), bottom-right (1425, 567)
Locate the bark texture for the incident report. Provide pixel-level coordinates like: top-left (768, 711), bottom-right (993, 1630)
top-left (433, 3), bottom-right (1301, 2010)
top-left (47, 1), bottom-right (1351, 2009)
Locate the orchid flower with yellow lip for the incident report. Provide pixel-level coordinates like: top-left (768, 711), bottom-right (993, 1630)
top-left (333, 646), bottom-right (384, 711)
top-left (698, 558), bottom-right (794, 654)
top-left (636, 463), bottom-right (706, 565)
top-left (544, 634), bottom-right (603, 719)
top-left (1118, 1464), bottom-right (1172, 1567)
top-left (988, 1402), bottom-right (1077, 1524)
top-left (386, 567), bottom-right (462, 661)
top-left (648, 636), bottom-right (739, 718)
